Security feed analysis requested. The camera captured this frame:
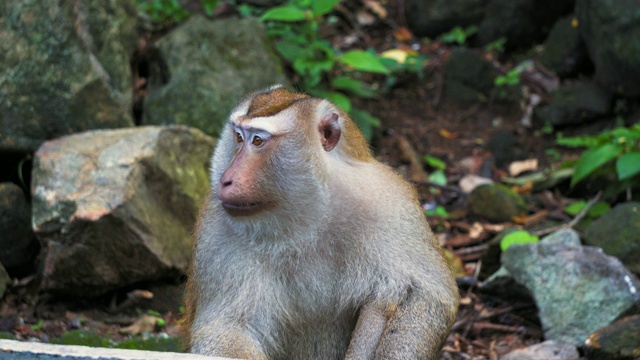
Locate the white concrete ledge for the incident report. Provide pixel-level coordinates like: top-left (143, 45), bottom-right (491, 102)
top-left (0, 340), bottom-right (233, 360)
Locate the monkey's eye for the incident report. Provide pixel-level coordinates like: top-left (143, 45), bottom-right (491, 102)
top-left (235, 131), bottom-right (243, 143)
top-left (251, 135), bottom-right (264, 147)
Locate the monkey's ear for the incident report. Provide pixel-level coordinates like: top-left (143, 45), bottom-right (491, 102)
top-left (319, 113), bottom-right (341, 152)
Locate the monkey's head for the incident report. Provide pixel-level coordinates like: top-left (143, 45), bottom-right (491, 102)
top-left (210, 86), bottom-right (372, 228)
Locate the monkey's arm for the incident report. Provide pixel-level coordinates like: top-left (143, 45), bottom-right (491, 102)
top-left (345, 301), bottom-right (390, 360)
top-left (190, 322), bottom-right (268, 359)
top-left (374, 286), bottom-right (457, 360)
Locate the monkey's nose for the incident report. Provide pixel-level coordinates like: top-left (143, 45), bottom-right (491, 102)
top-left (220, 177), bottom-right (232, 188)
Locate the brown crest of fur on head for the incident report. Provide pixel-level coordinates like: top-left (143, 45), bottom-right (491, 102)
top-left (247, 87), bottom-right (310, 118)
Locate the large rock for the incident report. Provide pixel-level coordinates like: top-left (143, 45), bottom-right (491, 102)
top-left (467, 184), bottom-right (527, 223)
top-left (501, 340), bottom-right (580, 360)
top-left (143, 16), bottom-right (289, 137)
top-left (502, 230), bottom-right (640, 346)
top-left (584, 202), bottom-right (640, 274)
top-left (32, 126), bottom-right (215, 296)
top-left (576, 0), bottom-right (640, 97)
top-left (477, 0), bottom-right (574, 49)
top-left (0, 264), bottom-right (9, 299)
top-left (534, 82), bottom-right (611, 126)
top-left (0, 1), bottom-right (137, 153)
top-left (584, 315), bottom-right (640, 359)
top-left (407, 0), bottom-right (486, 37)
top-left (540, 16), bottom-right (591, 78)
top-left (443, 48), bottom-right (496, 104)
top-left (0, 183), bottom-right (38, 275)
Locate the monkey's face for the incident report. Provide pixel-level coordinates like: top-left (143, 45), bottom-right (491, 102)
top-left (216, 123), bottom-right (282, 217)
top-left (213, 86), bottom-right (350, 223)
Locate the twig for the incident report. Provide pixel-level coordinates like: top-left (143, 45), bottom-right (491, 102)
top-left (531, 191), bottom-right (602, 237)
top-left (411, 180), bottom-right (466, 195)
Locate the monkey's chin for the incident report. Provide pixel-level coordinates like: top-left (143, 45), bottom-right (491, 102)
top-left (221, 201), bottom-right (270, 217)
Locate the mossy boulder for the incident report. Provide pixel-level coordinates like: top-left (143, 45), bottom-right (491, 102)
top-left (584, 202), bottom-right (640, 274)
top-left (143, 16), bottom-right (289, 137)
top-left (468, 184), bottom-right (527, 223)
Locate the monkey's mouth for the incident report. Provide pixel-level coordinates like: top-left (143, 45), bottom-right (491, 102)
top-left (221, 201), bottom-right (266, 216)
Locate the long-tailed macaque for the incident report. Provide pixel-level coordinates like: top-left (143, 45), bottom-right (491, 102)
top-left (184, 86), bottom-right (458, 359)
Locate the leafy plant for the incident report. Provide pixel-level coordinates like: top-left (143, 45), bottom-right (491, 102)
top-left (259, 0), bottom-right (414, 139)
top-left (557, 124), bottom-right (640, 187)
top-left (484, 37), bottom-right (506, 54)
top-left (500, 230), bottom-right (539, 251)
top-left (31, 319), bottom-right (45, 332)
top-left (439, 26), bottom-right (478, 45)
top-left (133, 0), bottom-right (219, 24)
top-left (564, 201), bottom-right (610, 217)
top-left (133, 0), bottom-right (190, 23)
top-left (425, 205), bottom-right (449, 217)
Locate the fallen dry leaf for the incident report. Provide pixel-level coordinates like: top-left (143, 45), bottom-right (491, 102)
top-left (508, 159), bottom-right (538, 176)
top-left (392, 27), bottom-right (413, 42)
top-left (120, 314), bottom-right (158, 335)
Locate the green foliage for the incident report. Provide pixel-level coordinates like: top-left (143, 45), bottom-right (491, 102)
top-left (500, 230), bottom-right (539, 251)
top-left (564, 201), bottom-right (610, 217)
top-left (423, 155), bottom-right (447, 170)
top-left (31, 319), bottom-right (44, 332)
top-left (484, 37), bottom-right (506, 53)
top-left (51, 330), bottom-right (112, 348)
top-left (133, 0), bottom-right (190, 23)
top-left (133, 0), bottom-right (219, 24)
top-left (439, 26), bottom-right (478, 45)
top-left (259, 0), bottom-right (422, 139)
top-left (557, 124), bottom-right (640, 187)
top-left (425, 205), bottom-right (449, 217)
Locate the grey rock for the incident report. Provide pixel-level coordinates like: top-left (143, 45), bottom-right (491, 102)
top-left (0, 1), bottom-right (136, 153)
top-left (143, 16), bottom-right (289, 137)
top-left (501, 340), bottom-right (580, 360)
top-left (584, 202), bottom-right (640, 274)
top-left (502, 239), bottom-right (640, 346)
top-left (0, 183), bottom-right (38, 273)
top-left (534, 82), bottom-right (611, 126)
top-left (576, 0), bottom-right (640, 97)
top-left (542, 228), bottom-right (581, 246)
top-left (540, 16), bottom-right (591, 78)
top-left (32, 126), bottom-right (215, 297)
top-left (467, 184), bottom-right (527, 223)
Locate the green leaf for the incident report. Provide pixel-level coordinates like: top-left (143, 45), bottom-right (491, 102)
top-left (564, 201), bottom-right (586, 216)
top-left (616, 152), bottom-right (640, 180)
top-left (426, 205), bottom-right (449, 217)
top-left (312, 0), bottom-right (340, 16)
top-left (429, 170), bottom-right (447, 186)
top-left (587, 202), bottom-right (610, 217)
top-left (557, 133), bottom-right (610, 148)
top-left (500, 230), bottom-right (539, 251)
top-left (349, 108), bottom-right (380, 141)
top-left (275, 42), bottom-right (307, 62)
top-left (331, 76), bottom-right (376, 98)
top-left (571, 144), bottom-right (623, 186)
top-left (31, 319), bottom-right (45, 331)
top-left (340, 50), bottom-right (390, 74)
top-left (260, 6), bottom-right (307, 22)
top-left (202, 0), bottom-right (218, 16)
top-left (423, 155), bottom-right (446, 170)
top-left (324, 91), bottom-right (352, 112)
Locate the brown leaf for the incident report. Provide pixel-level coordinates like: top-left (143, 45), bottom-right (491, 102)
top-left (120, 314), bottom-right (158, 335)
top-left (392, 27), bottom-right (413, 42)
